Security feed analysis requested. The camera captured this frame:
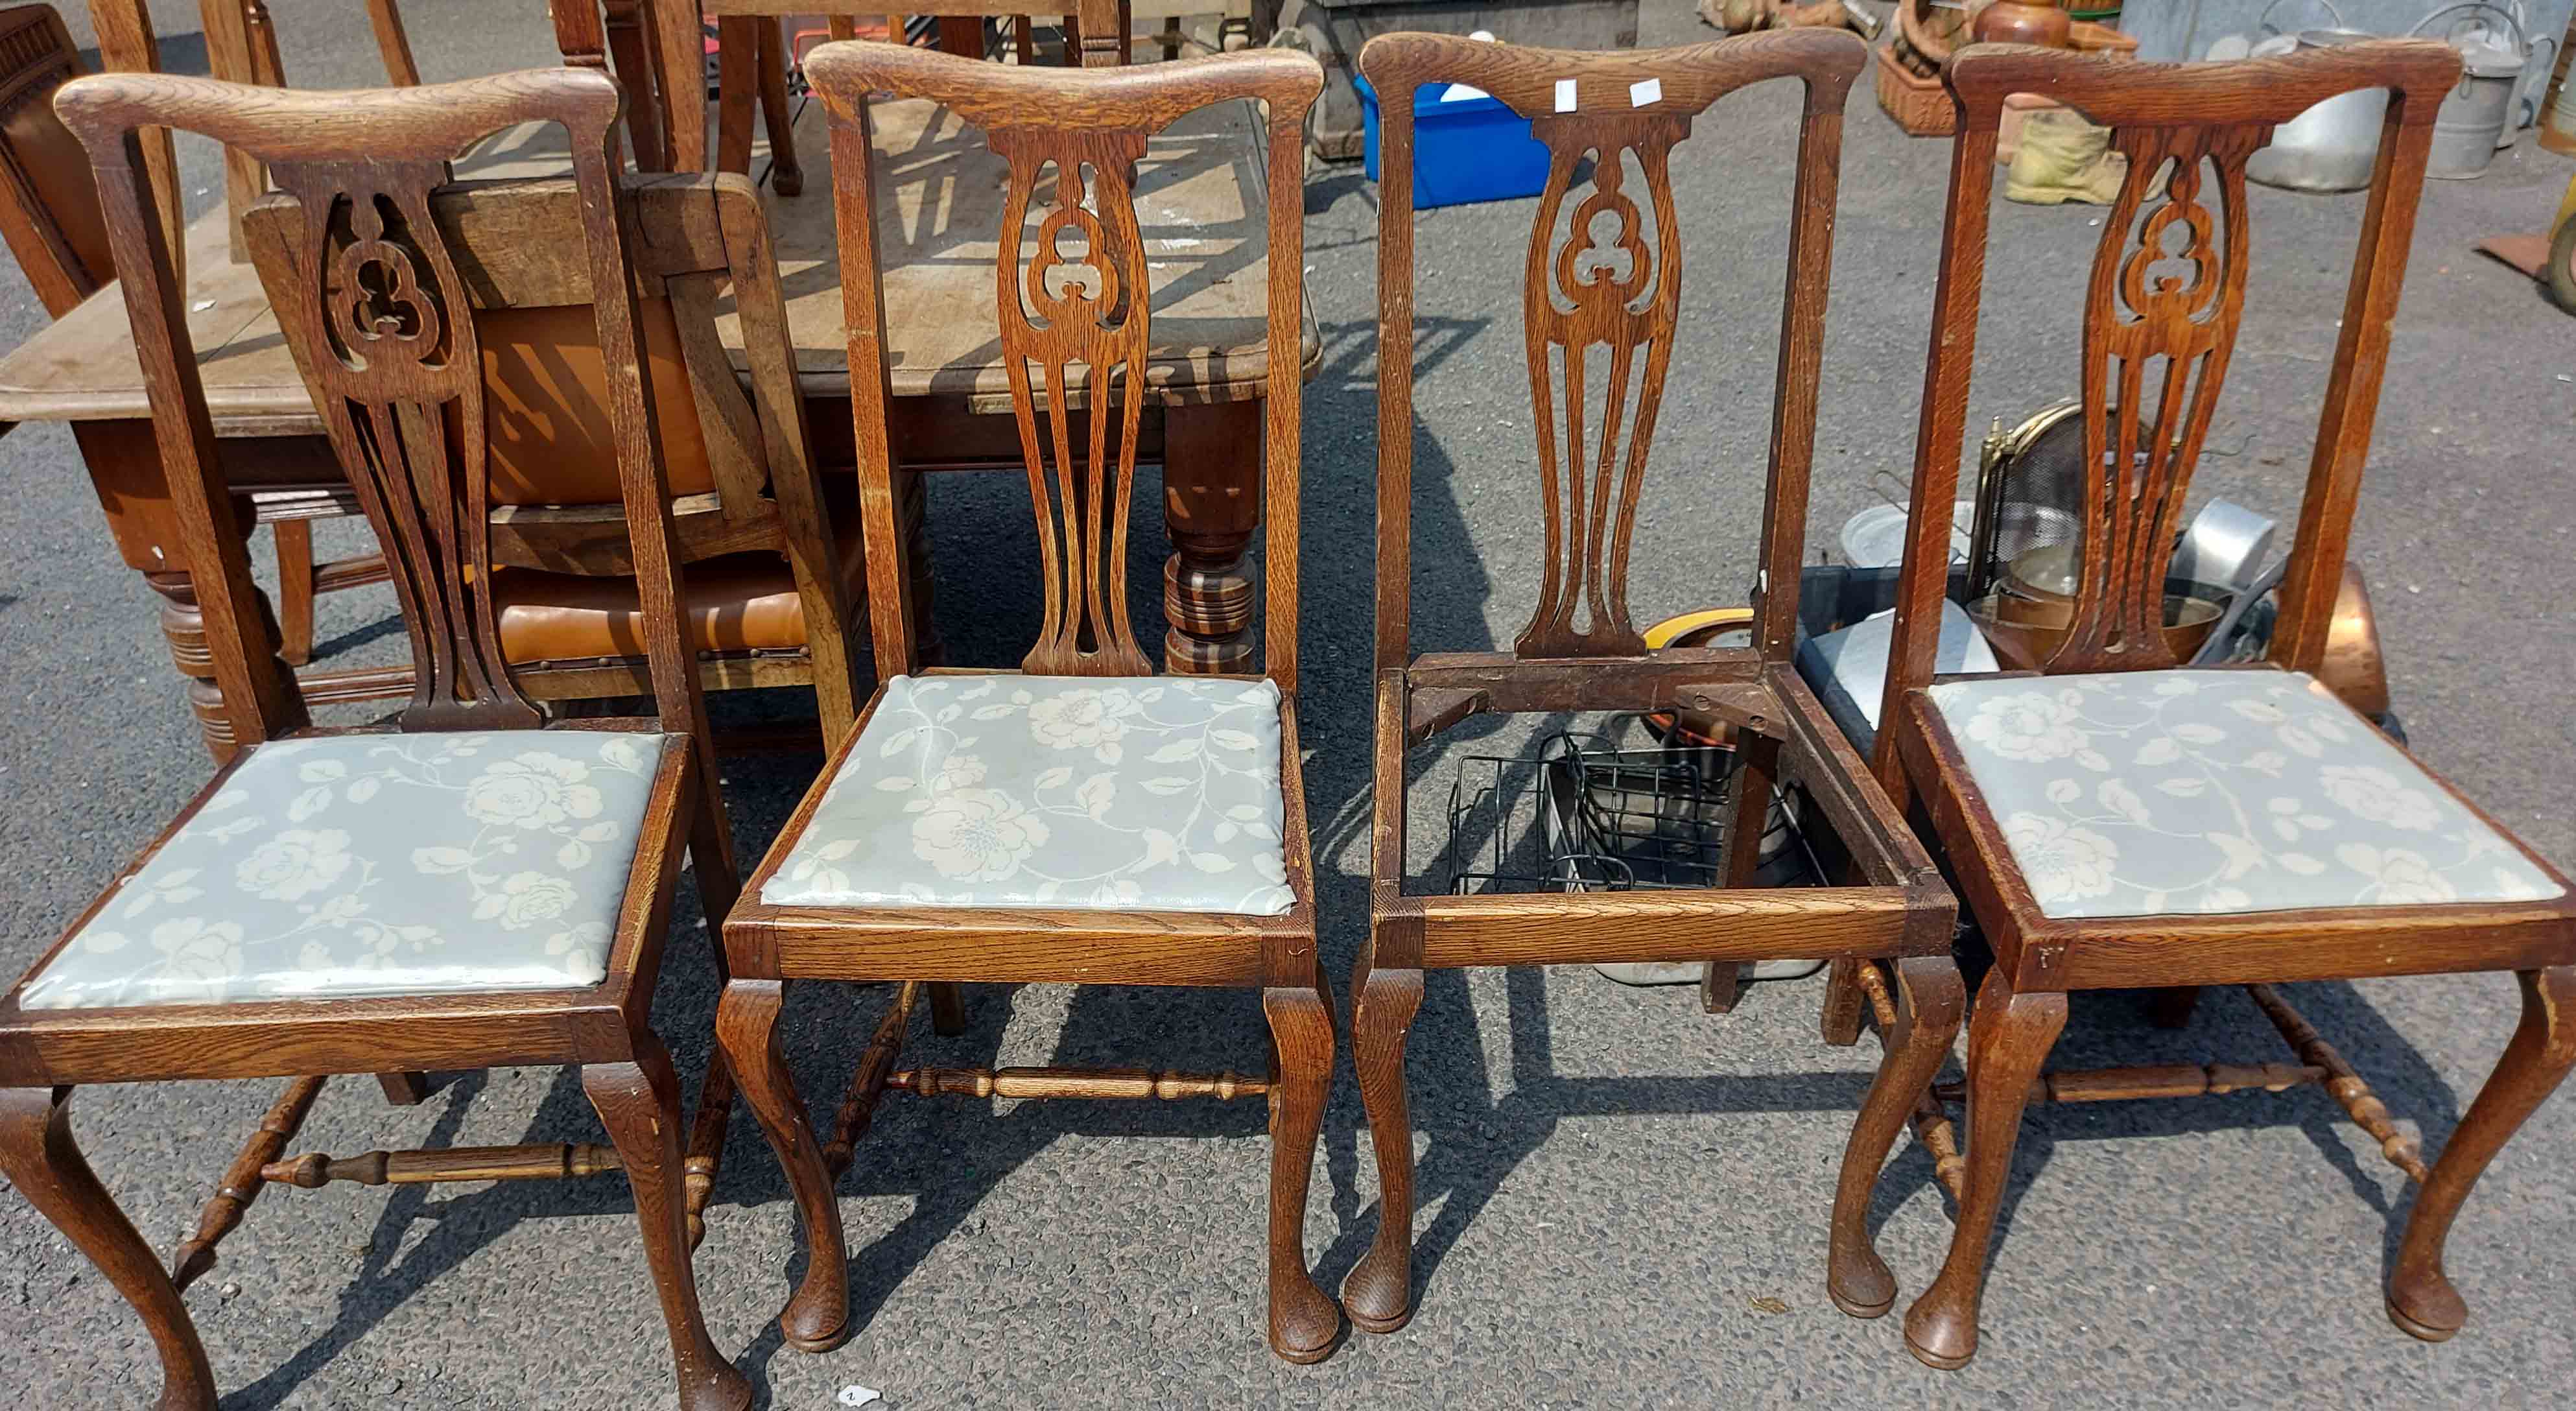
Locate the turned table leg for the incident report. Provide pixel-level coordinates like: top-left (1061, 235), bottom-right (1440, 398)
top-left (1162, 399), bottom-right (1261, 674)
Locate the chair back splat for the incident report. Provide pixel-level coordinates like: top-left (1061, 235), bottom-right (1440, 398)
top-left (810, 43), bottom-right (1316, 690)
top-left (1870, 40), bottom-right (2463, 795)
top-left (58, 68), bottom-right (716, 748)
top-left (1367, 29), bottom-right (1861, 674)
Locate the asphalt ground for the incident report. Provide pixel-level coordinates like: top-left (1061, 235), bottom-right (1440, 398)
top-left (1, 2), bottom-right (2572, 1406)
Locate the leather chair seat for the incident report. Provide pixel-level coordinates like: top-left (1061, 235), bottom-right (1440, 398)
top-left (492, 503), bottom-right (866, 665)
top-left (469, 299), bottom-right (863, 665)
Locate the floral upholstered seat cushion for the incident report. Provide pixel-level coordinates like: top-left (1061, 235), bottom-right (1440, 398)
top-left (759, 675), bottom-right (1293, 916)
top-left (18, 731), bottom-right (670, 1010)
top-left (1924, 670), bottom-right (2562, 921)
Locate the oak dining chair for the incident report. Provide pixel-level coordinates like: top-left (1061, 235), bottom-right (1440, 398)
top-left (714, 40), bottom-right (1337, 1363)
top-left (1869, 40), bottom-right (2576, 1370)
top-left (4, 67), bottom-right (755, 1410)
top-left (0, 1), bottom-right (391, 669)
top-left (1343, 28), bottom-right (1962, 1341)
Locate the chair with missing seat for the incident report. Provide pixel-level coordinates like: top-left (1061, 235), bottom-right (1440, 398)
top-left (1343, 27), bottom-right (1965, 1343)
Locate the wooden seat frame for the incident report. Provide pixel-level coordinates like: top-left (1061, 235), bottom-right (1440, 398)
top-left (1341, 28), bottom-right (1962, 1340)
top-left (1868, 40), bottom-right (2576, 1371)
top-left (3, 68), bottom-right (756, 1410)
top-left (715, 42), bottom-right (1336, 1364)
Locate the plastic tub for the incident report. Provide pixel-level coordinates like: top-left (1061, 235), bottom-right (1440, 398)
top-left (1355, 73), bottom-right (1553, 208)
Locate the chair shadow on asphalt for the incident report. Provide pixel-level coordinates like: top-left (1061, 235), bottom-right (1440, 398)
top-left (1297, 820), bottom-right (2483, 1347)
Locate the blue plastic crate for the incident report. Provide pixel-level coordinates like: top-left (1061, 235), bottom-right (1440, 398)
top-left (1355, 73), bottom-right (1553, 209)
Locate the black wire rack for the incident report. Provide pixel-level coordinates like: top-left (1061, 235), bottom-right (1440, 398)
top-left (1438, 720), bottom-right (1823, 897)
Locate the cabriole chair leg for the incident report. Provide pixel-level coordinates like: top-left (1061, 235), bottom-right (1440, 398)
top-left (0, 1086), bottom-right (219, 1411)
top-left (584, 1042), bottom-right (755, 1411)
top-left (1341, 945), bottom-right (1424, 1334)
top-left (1902, 969), bottom-right (2064, 1370)
top-left (1828, 956), bottom-right (1965, 1320)
top-left (715, 977), bottom-right (851, 1352)
top-left (2386, 965), bottom-right (2576, 1340)
top-left (1262, 977), bottom-right (1340, 1364)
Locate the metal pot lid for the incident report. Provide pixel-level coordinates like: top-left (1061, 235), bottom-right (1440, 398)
top-left (2454, 37), bottom-right (2523, 75)
top-left (2295, 27), bottom-right (2377, 46)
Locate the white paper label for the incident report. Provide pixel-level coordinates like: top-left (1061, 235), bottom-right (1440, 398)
top-left (1554, 78), bottom-right (1578, 112)
top-left (1629, 77), bottom-right (1662, 108)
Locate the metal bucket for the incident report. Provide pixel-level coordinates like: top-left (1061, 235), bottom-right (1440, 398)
top-left (2413, 2), bottom-right (2528, 177)
top-left (2470, 0), bottom-right (2559, 146)
top-left (2247, 27), bottom-right (2392, 192)
top-left (2549, 71), bottom-right (2576, 154)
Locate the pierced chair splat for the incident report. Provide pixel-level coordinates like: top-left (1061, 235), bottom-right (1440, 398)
top-left (1867, 40), bottom-right (2576, 1371)
top-left (0, 67), bottom-right (758, 1411)
top-left (1343, 27), bottom-right (1961, 1342)
top-left (715, 42), bottom-right (1336, 1365)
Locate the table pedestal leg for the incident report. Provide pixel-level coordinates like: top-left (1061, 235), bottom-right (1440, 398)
top-left (146, 569), bottom-right (248, 761)
top-left (1162, 400), bottom-right (1260, 675)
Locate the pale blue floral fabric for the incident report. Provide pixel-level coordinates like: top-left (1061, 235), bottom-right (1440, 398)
top-left (1927, 670), bottom-right (2562, 920)
top-left (761, 675), bottom-right (1293, 915)
top-left (19, 731), bottom-right (670, 1010)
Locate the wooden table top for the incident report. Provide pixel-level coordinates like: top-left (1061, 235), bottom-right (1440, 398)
top-left (0, 91), bottom-right (1312, 432)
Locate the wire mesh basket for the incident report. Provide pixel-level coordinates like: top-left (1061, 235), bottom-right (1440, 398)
top-left (1439, 722), bottom-right (1819, 897)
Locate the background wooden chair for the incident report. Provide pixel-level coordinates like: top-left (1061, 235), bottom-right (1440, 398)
top-left (1870, 40), bottom-right (2576, 1371)
top-left (0, 1), bottom-right (390, 667)
top-left (457, 172), bottom-right (867, 750)
top-left (60, 3), bottom-right (869, 759)
top-left (694, 0), bottom-right (1133, 202)
top-left (1343, 28), bottom-right (1961, 1341)
top-left (3, 67), bottom-right (753, 1410)
top-left (715, 41), bottom-right (1336, 1364)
